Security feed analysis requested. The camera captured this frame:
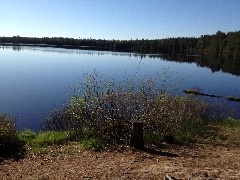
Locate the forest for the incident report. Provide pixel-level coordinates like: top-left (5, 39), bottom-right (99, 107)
top-left (0, 31), bottom-right (240, 55)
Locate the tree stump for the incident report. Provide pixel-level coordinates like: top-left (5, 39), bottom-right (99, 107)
top-left (130, 122), bottom-right (144, 149)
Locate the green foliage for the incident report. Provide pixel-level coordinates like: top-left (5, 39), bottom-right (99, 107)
top-left (0, 113), bottom-right (24, 158)
top-left (80, 138), bottom-right (104, 151)
top-left (143, 95), bottom-right (211, 136)
top-left (0, 113), bottom-right (16, 143)
top-left (30, 131), bottom-right (71, 147)
top-left (198, 31), bottom-right (240, 55)
top-left (17, 130), bottom-right (73, 155)
top-left (18, 129), bottom-right (36, 143)
top-left (173, 118), bottom-right (207, 142)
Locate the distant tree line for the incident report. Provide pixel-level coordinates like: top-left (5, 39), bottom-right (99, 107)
top-left (0, 31), bottom-right (239, 55)
top-left (197, 31), bottom-right (240, 55)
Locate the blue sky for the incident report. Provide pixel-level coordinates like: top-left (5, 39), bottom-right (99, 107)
top-left (0, 0), bottom-right (240, 40)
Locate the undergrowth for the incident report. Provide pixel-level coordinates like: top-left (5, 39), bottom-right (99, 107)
top-left (0, 113), bottom-right (25, 159)
top-left (17, 129), bottom-right (104, 154)
top-left (1, 70), bottom-right (239, 159)
top-left (207, 118), bottom-right (240, 145)
top-left (44, 70), bottom-right (229, 146)
top-left (80, 138), bottom-right (104, 151)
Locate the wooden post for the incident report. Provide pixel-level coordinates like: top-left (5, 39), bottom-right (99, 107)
top-left (130, 122), bottom-right (144, 149)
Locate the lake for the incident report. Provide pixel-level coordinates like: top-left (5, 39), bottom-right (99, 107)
top-left (1, 45), bottom-right (240, 131)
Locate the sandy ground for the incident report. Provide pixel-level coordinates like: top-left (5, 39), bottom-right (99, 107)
top-left (0, 143), bottom-right (240, 179)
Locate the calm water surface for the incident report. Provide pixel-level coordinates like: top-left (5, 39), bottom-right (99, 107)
top-left (1, 46), bottom-right (240, 131)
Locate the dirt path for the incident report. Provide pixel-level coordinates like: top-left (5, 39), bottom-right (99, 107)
top-left (1, 143), bottom-right (240, 179)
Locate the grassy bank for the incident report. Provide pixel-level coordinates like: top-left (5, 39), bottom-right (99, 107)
top-left (1, 112), bottom-right (240, 160)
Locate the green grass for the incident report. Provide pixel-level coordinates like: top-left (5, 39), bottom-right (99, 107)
top-left (31, 131), bottom-right (71, 146)
top-left (19, 130), bottom-right (71, 146)
top-left (211, 118), bottom-right (240, 145)
top-left (17, 130), bottom-right (104, 154)
top-left (17, 130), bottom-right (72, 154)
top-left (80, 138), bottom-right (104, 151)
top-left (18, 129), bottom-right (36, 142)
top-left (173, 118), bottom-right (208, 142)
top-left (16, 117), bottom-right (240, 155)
top-left (144, 118), bottom-right (240, 145)
top-left (144, 118), bottom-right (208, 144)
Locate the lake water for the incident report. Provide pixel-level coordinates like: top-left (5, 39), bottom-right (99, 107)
top-left (1, 45), bottom-right (240, 131)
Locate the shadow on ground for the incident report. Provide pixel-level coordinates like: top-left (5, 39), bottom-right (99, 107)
top-left (143, 147), bottom-right (179, 157)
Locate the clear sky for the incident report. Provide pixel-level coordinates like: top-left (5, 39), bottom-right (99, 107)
top-left (0, 0), bottom-right (240, 40)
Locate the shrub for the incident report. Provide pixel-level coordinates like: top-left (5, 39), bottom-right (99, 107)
top-left (81, 138), bottom-right (104, 151)
top-left (44, 71), bottom-right (223, 146)
top-left (144, 95), bottom-right (209, 137)
top-left (0, 113), bottom-right (24, 157)
top-left (18, 129), bottom-right (36, 143)
top-left (44, 106), bottom-right (85, 131)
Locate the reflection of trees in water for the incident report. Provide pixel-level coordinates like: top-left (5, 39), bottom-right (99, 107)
top-left (148, 54), bottom-right (240, 77)
top-left (110, 52), bottom-right (240, 76)
top-left (198, 54), bottom-right (240, 76)
top-left (12, 46), bottom-right (22, 51)
top-left (2, 45), bottom-right (239, 76)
